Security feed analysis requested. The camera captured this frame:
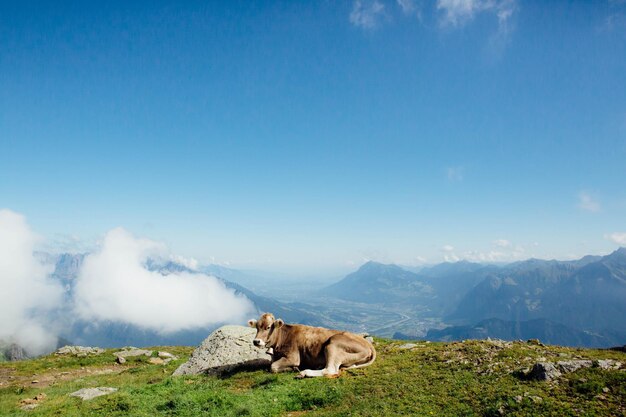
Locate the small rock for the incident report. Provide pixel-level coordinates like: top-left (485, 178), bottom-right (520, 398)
top-left (514, 395), bottom-right (523, 403)
top-left (527, 339), bottom-right (544, 346)
top-left (530, 396), bottom-right (543, 403)
top-left (158, 351), bottom-right (178, 359)
top-left (69, 387), bottom-right (118, 401)
top-left (31, 380), bottom-right (39, 384)
top-left (365, 336), bottom-right (374, 343)
top-left (398, 343), bottom-right (418, 350)
top-left (602, 387), bottom-right (610, 393)
top-left (20, 404), bottom-right (38, 411)
top-left (116, 356), bottom-right (126, 364)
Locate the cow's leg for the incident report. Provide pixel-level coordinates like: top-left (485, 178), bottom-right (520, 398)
top-left (297, 340), bottom-right (343, 378)
top-left (297, 335), bottom-right (372, 378)
top-left (270, 356), bottom-right (299, 373)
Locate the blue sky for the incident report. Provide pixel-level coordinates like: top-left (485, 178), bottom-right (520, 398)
top-left (1, 0), bottom-right (626, 273)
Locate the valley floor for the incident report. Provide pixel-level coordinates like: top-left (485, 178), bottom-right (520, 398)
top-left (1, 340), bottom-right (624, 416)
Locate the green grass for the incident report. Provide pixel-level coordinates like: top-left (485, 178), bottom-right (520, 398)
top-left (1, 340), bottom-right (624, 416)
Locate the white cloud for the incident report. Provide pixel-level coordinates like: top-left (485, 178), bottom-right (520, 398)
top-left (414, 255), bottom-right (428, 264)
top-left (437, 0), bottom-right (477, 26)
top-left (441, 244), bottom-right (459, 262)
top-left (493, 239), bottom-right (511, 248)
top-left (0, 209), bottom-right (64, 355)
top-left (605, 232), bottom-right (626, 245)
top-left (397, 0), bottom-right (418, 15)
top-left (439, 241), bottom-right (529, 263)
top-left (603, 12), bottom-right (626, 31)
top-left (578, 191), bottom-right (601, 213)
top-left (350, 0), bottom-right (386, 29)
top-left (73, 228), bottom-right (254, 333)
top-left (463, 246), bottom-right (525, 262)
top-left (436, 0), bottom-right (517, 30)
top-left (446, 166), bottom-right (464, 181)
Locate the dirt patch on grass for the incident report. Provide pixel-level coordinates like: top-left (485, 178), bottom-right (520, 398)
top-left (0, 364), bottom-right (125, 389)
top-left (0, 366), bottom-right (17, 388)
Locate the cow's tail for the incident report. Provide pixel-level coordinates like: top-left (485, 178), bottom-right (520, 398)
top-left (349, 340), bottom-right (377, 370)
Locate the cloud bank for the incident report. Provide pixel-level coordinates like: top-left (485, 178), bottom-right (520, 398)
top-left (441, 240), bottom-right (528, 263)
top-left (73, 228), bottom-right (254, 333)
top-left (0, 210), bottom-right (63, 355)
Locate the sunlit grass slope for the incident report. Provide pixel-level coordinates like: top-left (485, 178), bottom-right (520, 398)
top-left (1, 340), bottom-right (624, 416)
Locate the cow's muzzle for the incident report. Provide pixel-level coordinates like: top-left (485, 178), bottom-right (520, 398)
top-left (253, 339), bottom-right (265, 348)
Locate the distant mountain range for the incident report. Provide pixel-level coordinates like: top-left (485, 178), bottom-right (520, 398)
top-left (320, 248), bottom-right (626, 347)
top-left (449, 248), bottom-right (626, 334)
top-left (5, 248), bottom-right (624, 355)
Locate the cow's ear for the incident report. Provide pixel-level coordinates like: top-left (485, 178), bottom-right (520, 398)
top-left (248, 319), bottom-right (257, 328)
top-left (275, 319), bottom-right (284, 328)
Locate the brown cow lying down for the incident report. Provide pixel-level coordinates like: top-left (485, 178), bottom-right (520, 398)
top-left (248, 313), bottom-right (376, 378)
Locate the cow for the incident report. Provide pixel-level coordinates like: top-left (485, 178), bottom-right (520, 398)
top-left (248, 312), bottom-right (376, 378)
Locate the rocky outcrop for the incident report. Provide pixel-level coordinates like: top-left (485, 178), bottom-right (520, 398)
top-left (55, 346), bottom-right (104, 356)
top-left (527, 359), bottom-right (623, 381)
top-left (173, 325), bottom-right (271, 376)
top-left (7, 344), bottom-right (29, 361)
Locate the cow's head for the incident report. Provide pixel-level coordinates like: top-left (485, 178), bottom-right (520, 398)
top-left (248, 312), bottom-right (284, 348)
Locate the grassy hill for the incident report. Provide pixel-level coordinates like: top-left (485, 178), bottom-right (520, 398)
top-left (0, 340), bottom-right (624, 416)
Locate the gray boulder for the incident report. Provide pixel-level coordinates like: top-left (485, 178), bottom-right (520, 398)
top-left (527, 362), bottom-right (562, 381)
top-left (173, 325), bottom-right (271, 376)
